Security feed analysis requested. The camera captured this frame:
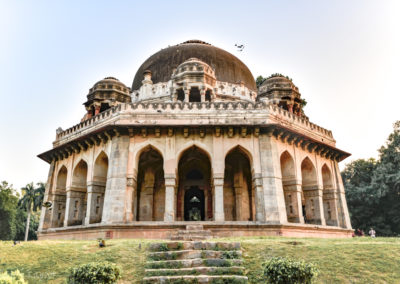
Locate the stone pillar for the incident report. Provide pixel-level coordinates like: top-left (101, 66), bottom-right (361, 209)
top-left (303, 188), bottom-right (325, 225)
top-left (50, 194), bottom-right (66, 228)
top-left (233, 169), bottom-right (243, 221)
top-left (64, 189), bottom-right (86, 226)
top-left (164, 175), bottom-right (176, 222)
top-left (125, 133), bottom-right (136, 222)
top-left (333, 161), bottom-right (352, 229)
top-left (94, 104), bottom-right (101, 115)
top-left (323, 190), bottom-right (339, 226)
top-left (258, 132), bottom-right (287, 223)
top-left (200, 89), bottom-right (206, 102)
top-left (184, 89), bottom-right (190, 102)
top-left (213, 175), bottom-right (225, 222)
top-left (283, 182), bottom-right (304, 223)
top-left (85, 182), bottom-right (105, 224)
top-left (38, 160), bottom-right (56, 231)
top-left (125, 176), bottom-right (136, 222)
top-left (101, 134), bottom-right (130, 224)
top-left (138, 169), bottom-right (155, 221)
top-left (253, 174), bottom-right (265, 222)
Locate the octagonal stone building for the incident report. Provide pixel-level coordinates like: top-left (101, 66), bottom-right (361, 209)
top-left (38, 40), bottom-right (352, 239)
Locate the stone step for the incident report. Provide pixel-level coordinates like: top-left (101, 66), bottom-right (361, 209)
top-left (177, 230), bottom-right (212, 235)
top-left (171, 235), bottom-right (212, 241)
top-left (145, 258), bottom-right (243, 269)
top-left (149, 241), bottom-right (241, 252)
top-left (186, 224), bottom-right (204, 230)
top-left (145, 266), bottom-right (244, 277)
top-left (142, 275), bottom-right (248, 284)
top-left (148, 250), bottom-right (242, 261)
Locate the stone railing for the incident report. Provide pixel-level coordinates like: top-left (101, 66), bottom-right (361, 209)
top-left (54, 101), bottom-right (333, 143)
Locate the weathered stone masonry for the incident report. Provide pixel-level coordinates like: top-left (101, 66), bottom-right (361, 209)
top-left (38, 40), bottom-right (352, 239)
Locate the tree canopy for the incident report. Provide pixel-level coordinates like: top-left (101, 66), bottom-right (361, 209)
top-left (342, 121), bottom-right (400, 236)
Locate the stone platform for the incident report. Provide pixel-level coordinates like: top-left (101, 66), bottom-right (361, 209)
top-left (38, 221), bottom-right (353, 240)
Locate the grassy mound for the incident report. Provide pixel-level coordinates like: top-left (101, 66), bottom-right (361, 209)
top-left (0, 237), bottom-right (399, 283)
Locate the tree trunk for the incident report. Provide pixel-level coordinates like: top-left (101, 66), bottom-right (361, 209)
top-left (24, 209), bottom-right (31, 241)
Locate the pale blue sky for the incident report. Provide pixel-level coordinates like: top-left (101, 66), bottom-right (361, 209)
top-left (1, 0), bottom-right (399, 189)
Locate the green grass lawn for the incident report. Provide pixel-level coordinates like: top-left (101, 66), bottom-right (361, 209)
top-left (1, 237), bottom-right (399, 283)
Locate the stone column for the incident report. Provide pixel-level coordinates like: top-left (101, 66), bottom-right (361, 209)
top-left (38, 160), bottom-right (56, 231)
top-left (125, 132), bottom-right (136, 222)
top-left (213, 175), bottom-right (225, 222)
top-left (333, 161), bottom-right (352, 229)
top-left (200, 89), bottom-right (206, 102)
top-left (101, 134), bottom-right (130, 224)
top-left (85, 182), bottom-right (105, 225)
top-left (233, 169), bottom-right (243, 221)
top-left (253, 174), bottom-right (265, 222)
top-left (164, 175), bottom-right (176, 222)
top-left (323, 190), bottom-right (339, 226)
top-left (283, 182), bottom-right (304, 223)
top-left (258, 132), bottom-right (287, 223)
top-left (125, 176), bottom-right (137, 222)
top-left (303, 188), bottom-right (325, 225)
top-left (184, 89), bottom-right (190, 102)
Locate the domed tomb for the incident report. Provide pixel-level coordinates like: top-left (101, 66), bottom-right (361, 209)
top-left (132, 40), bottom-right (257, 92)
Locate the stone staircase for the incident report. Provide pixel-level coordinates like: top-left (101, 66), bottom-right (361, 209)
top-left (142, 241), bottom-right (248, 283)
top-left (170, 224), bottom-right (212, 241)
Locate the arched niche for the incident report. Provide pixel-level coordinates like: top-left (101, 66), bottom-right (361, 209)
top-left (280, 151), bottom-right (300, 223)
top-left (52, 166), bottom-right (68, 227)
top-left (322, 164), bottom-right (337, 226)
top-left (301, 157), bottom-right (320, 224)
top-left (89, 152), bottom-right (108, 224)
top-left (136, 146), bottom-right (165, 221)
top-left (177, 146), bottom-right (212, 221)
top-left (223, 146), bottom-right (254, 221)
top-left (189, 87), bottom-right (201, 102)
top-left (67, 160), bottom-right (88, 226)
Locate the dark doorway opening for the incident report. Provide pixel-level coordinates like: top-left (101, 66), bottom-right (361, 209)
top-left (184, 186), bottom-right (205, 221)
top-left (189, 87), bottom-right (201, 102)
top-left (177, 89), bottom-right (185, 101)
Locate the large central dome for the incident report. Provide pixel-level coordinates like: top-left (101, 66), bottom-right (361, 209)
top-left (132, 40), bottom-right (256, 91)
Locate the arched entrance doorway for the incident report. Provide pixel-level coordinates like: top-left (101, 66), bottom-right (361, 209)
top-left (177, 146), bottom-right (212, 221)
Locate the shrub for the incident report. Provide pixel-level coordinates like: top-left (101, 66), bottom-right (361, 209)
top-left (67, 262), bottom-right (121, 284)
top-left (263, 257), bottom-right (318, 284)
top-left (0, 270), bottom-right (27, 284)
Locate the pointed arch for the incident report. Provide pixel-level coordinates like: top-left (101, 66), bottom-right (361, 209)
top-left (52, 165), bottom-right (68, 227)
top-left (89, 151), bottom-right (109, 224)
top-left (136, 145), bottom-right (165, 221)
top-left (280, 151), bottom-right (301, 223)
top-left (322, 163), bottom-right (338, 226)
top-left (176, 142), bottom-right (212, 169)
top-left (301, 157), bottom-right (320, 225)
top-left (56, 166), bottom-right (68, 191)
top-left (67, 159), bottom-right (88, 226)
top-left (223, 146), bottom-right (254, 221)
top-left (177, 145), bottom-right (212, 221)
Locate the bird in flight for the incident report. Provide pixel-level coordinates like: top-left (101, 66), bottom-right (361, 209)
top-left (235, 44), bottom-right (245, 51)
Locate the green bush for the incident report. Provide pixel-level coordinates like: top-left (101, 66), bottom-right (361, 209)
top-left (263, 257), bottom-right (318, 284)
top-left (0, 270), bottom-right (27, 284)
top-left (67, 262), bottom-right (121, 284)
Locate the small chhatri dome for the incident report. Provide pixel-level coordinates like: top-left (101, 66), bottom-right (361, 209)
top-left (83, 77), bottom-right (131, 120)
top-left (132, 39), bottom-right (256, 91)
top-left (258, 73), bottom-right (304, 116)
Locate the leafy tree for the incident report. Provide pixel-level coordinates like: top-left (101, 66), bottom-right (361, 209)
top-left (342, 121), bottom-right (400, 236)
top-left (18, 183), bottom-right (44, 241)
top-left (342, 159), bottom-right (377, 232)
top-left (256, 75), bottom-right (266, 88)
top-left (0, 181), bottom-right (18, 240)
